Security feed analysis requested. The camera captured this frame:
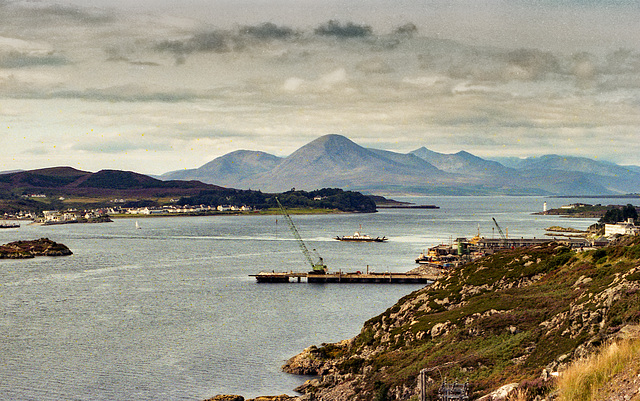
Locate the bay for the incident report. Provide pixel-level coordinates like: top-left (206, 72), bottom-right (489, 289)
top-left (0, 196), bottom-right (609, 399)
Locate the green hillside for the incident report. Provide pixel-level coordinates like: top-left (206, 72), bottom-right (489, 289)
top-left (284, 236), bottom-right (640, 400)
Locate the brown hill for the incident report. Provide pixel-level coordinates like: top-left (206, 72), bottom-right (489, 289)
top-left (0, 166), bottom-right (221, 198)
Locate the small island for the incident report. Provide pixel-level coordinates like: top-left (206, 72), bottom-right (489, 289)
top-left (0, 238), bottom-right (73, 259)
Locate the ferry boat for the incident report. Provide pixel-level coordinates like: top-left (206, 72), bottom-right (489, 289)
top-left (0, 222), bottom-right (20, 229)
top-left (335, 225), bottom-right (387, 242)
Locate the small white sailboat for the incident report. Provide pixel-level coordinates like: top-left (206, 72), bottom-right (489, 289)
top-left (135, 221), bottom-right (141, 229)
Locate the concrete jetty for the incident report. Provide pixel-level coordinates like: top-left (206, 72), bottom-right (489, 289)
top-left (250, 271), bottom-right (437, 284)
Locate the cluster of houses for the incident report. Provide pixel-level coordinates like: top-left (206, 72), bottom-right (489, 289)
top-left (35, 204), bottom-right (254, 224)
top-left (3, 211), bottom-right (37, 220)
top-left (121, 204), bottom-right (253, 216)
top-left (41, 210), bottom-right (106, 223)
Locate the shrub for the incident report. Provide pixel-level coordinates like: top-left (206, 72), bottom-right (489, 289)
top-left (338, 357), bottom-right (365, 374)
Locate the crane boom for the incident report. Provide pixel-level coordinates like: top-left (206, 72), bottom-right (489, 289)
top-left (492, 217), bottom-right (507, 240)
top-left (275, 197), bottom-right (327, 273)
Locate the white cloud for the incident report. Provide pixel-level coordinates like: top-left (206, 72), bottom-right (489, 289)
top-left (283, 77), bottom-right (305, 92)
top-left (0, 1), bottom-right (638, 174)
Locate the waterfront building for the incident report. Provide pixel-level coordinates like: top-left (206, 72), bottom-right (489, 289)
top-left (604, 218), bottom-right (640, 237)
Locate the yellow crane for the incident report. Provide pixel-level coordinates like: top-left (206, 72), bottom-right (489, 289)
top-left (275, 197), bottom-right (327, 274)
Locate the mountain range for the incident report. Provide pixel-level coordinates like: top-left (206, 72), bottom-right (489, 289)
top-left (161, 134), bottom-right (640, 196)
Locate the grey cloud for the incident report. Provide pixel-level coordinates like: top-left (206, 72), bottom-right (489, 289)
top-left (502, 49), bottom-right (562, 80)
top-left (314, 20), bottom-right (373, 38)
top-left (72, 139), bottom-right (172, 154)
top-left (31, 4), bottom-right (114, 24)
top-left (129, 60), bottom-right (161, 67)
top-left (103, 44), bottom-right (160, 66)
top-left (434, 109), bottom-right (549, 130)
top-left (150, 20), bottom-right (417, 65)
top-left (356, 58), bottom-right (394, 74)
top-left (393, 23), bottom-right (418, 37)
top-left (416, 43), bottom-right (637, 88)
top-left (0, 51), bottom-right (68, 68)
top-left (189, 31), bottom-right (233, 52)
top-left (154, 23), bottom-right (299, 59)
top-left (24, 146), bottom-right (50, 156)
top-left (49, 86), bottom-right (198, 103)
top-left (599, 75), bottom-right (640, 92)
top-left (152, 23), bottom-right (295, 60)
top-left (605, 49), bottom-right (640, 74)
top-left (1, 3), bottom-right (114, 25)
top-left (154, 31), bottom-right (234, 63)
top-left (442, 48), bottom-right (563, 82)
top-left (239, 23), bottom-right (297, 40)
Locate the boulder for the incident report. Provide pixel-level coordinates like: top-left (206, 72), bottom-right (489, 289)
top-left (476, 383), bottom-right (519, 401)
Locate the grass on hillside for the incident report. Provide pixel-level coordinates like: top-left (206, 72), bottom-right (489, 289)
top-left (555, 337), bottom-right (640, 401)
top-left (310, 237), bottom-right (640, 400)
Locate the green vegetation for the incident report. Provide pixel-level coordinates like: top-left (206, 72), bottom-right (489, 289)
top-left (598, 203), bottom-right (639, 224)
top-left (295, 236), bottom-right (640, 400)
top-left (272, 188), bottom-right (376, 213)
top-left (180, 188), bottom-right (376, 213)
top-left (543, 203), bottom-right (640, 222)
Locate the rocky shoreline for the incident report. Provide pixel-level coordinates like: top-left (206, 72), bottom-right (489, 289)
top-left (265, 238), bottom-right (640, 400)
top-left (204, 237), bottom-right (640, 401)
top-left (0, 238), bottom-right (72, 258)
top-left (205, 395), bottom-right (300, 401)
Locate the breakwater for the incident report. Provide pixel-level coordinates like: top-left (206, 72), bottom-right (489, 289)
top-left (250, 271), bottom-right (437, 284)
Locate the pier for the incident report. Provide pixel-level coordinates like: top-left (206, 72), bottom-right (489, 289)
top-left (250, 271), bottom-right (438, 284)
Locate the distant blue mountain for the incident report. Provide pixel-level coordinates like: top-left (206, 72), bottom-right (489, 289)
top-left (488, 154), bottom-right (640, 195)
top-left (161, 135), bottom-right (640, 196)
top-left (161, 150), bottom-right (282, 186)
top-left (410, 147), bottom-right (514, 177)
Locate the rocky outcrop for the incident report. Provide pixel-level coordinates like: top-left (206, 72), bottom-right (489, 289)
top-left (204, 395), bottom-right (298, 401)
top-left (205, 396), bottom-right (245, 401)
top-left (0, 238), bottom-right (72, 258)
top-left (281, 237), bottom-right (640, 400)
top-left (476, 383), bottom-right (519, 401)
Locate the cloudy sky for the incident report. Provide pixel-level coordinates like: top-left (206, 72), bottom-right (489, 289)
top-left (1, 0), bottom-right (639, 175)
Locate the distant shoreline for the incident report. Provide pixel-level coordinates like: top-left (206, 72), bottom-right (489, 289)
top-left (548, 194), bottom-right (640, 198)
top-left (376, 205), bottom-right (439, 209)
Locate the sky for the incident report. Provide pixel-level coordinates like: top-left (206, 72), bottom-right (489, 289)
top-left (1, 0), bottom-right (639, 175)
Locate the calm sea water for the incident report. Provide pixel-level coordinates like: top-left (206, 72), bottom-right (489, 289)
top-left (0, 196), bottom-right (621, 400)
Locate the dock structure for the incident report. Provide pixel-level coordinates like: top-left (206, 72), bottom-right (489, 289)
top-left (476, 237), bottom-right (550, 249)
top-left (250, 271), bottom-right (437, 284)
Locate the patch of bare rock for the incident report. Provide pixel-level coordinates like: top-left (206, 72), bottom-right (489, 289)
top-left (204, 395), bottom-right (300, 401)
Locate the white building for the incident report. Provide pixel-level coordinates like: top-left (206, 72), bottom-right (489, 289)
top-left (605, 218), bottom-right (640, 237)
top-left (42, 210), bottom-right (62, 222)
